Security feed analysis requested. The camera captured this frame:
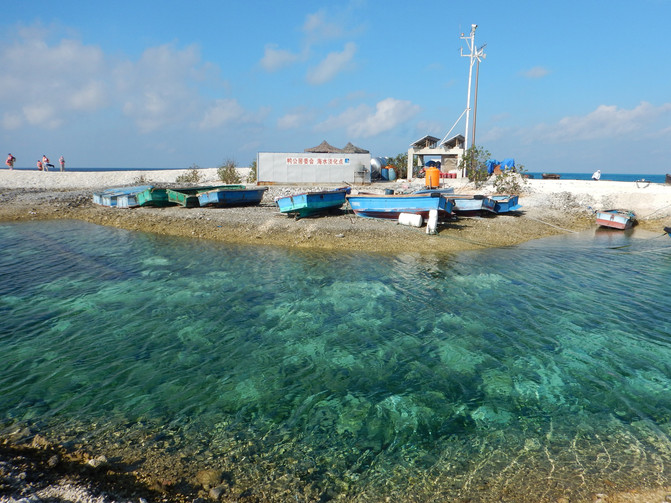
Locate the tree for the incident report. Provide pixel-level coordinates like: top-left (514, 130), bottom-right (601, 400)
top-left (459, 145), bottom-right (490, 188)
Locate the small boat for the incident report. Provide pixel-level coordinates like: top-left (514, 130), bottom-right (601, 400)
top-left (542, 173), bottom-right (561, 179)
top-left (666, 174), bottom-right (671, 185)
top-left (413, 187), bottom-right (455, 195)
top-left (136, 187), bottom-right (174, 207)
top-left (595, 209), bottom-right (637, 230)
top-left (275, 187), bottom-right (350, 219)
top-left (93, 185), bottom-right (153, 208)
top-left (346, 192), bottom-right (454, 220)
top-left (165, 185), bottom-right (243, 208)
top-left (448, 194), bottom-right (486, 216)
top-left (198, 186), bottom-right (268, 207)
top-left (482, 195), bottom-right (522, 214)
top-left (664, 226), bottom-right (671, 237)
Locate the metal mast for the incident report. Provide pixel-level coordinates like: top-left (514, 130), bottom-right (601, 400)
top-left (461, 24), bottom-right (486, 152)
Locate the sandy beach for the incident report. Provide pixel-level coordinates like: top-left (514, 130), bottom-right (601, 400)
top-left (0, 169), bottom-right (670, 255)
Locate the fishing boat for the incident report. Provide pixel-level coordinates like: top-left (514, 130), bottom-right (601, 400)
top-left (595, 209), bottom-right (637, 230)
top-left (275, 187), bottom-right (350, 219)
top-left (198, 186), bottom-right (268, 207)
top-left (482, 195), bottom-right (522, 214)
top-left (542, 173), bottom-right (561, 179)
top-left (448, 194), bottom-right (486, 216)
top-left (93, 185), bottom-right (153, 208)
top-left (346, 192), bottom-right (454, 220)
top-left (136, 187), bottom-right (174, 207)
top-left (164, 185), bottom-right (241, 208)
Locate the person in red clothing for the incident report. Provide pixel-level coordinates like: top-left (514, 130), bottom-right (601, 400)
top-left (5, 154), bottom-right (15, 170)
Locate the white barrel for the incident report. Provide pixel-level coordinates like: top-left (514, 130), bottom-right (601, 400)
top-left (398, 213), bottom-right (423, 227)
top-left (426, 209), bottom-right (438, 234)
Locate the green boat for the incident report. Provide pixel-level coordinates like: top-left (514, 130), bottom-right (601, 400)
top-left (165, 185), bottom-right (246, 208)
top-left (136, 187), bottom-right (175, 207)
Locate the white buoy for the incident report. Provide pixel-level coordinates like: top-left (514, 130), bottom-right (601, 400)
top-left (426, 209), bottom-right (438, 234)
top-left (398, 213), bottom-right (423, 227)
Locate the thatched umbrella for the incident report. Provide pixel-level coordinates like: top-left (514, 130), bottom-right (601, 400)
top-left (304, 140), bottom-right (342, 153)
top-left (341, 142), bottom-right (369, 153)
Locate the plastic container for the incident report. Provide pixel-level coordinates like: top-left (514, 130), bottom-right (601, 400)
top-left (388, 168), bottom-right (397, 181)
top-left (425, 167), bottom-right (440, 188)
top-left (398, 213), bottom-right (423, 227)
top-left (380, 168), bottom-right (388, 180)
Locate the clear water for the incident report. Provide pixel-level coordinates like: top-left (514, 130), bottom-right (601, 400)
top-left (2, 220), bottom-right (671, 501)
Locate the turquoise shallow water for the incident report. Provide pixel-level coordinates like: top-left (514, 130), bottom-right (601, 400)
top-left (2, 220), bottom-right (671, 501)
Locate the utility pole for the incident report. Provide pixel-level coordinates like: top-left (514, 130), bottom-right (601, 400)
top-left (460, 25), bottom-right (486, 175)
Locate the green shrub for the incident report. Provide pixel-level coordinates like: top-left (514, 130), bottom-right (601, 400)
top-left (247, 160), bottom-right (257, 183)
top-left (493, 165), bottom-right (528, 195)
top-left (459, 145), bottom-right (491, 188)
top-left (217, 159), bottom-right (242, 184)
top-left (176, 164), bottom-right (202, 183)
top-left (133, 174), bottom-right (150, 185)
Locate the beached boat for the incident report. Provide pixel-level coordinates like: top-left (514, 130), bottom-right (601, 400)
top-left (542, 173), bottom-right (561, 179)
top-left (346, 192), bottom-right (454, 220)
top-left (165, 185), bottom-right (243, 208)
top-left (413, 188), bottom-right (455, 195)
top-left (448, 194), bottom-right (486, 216)
top-left (136, 187), bottom-right (174, 207)
top-left (595, 209), bottom-right (637, 230)
top-left (664, 226), bottom-right (671, 237)
top-left (93, 185), bottom-right (153, 208)
top-left (666, 174), bottom-right (671, 185)
top-left (198, 186), bottom-right (268, 207)
top-left (275, 187), bottom-right (350, 219)
top-left (482, 195), bottom-right (522, 214)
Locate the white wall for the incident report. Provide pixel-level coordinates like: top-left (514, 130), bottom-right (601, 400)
top-left (258, 152), bottom-right (371, 185)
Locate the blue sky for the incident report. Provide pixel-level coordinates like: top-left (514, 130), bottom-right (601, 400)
top-left (1, 0), bottom-right (670, 173)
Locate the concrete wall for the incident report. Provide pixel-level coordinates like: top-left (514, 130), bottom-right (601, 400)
top-left (258, 152), bottom-right (371, 185)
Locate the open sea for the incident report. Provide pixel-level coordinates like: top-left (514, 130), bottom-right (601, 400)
top-left (2, 220), bottom-right (671, 501)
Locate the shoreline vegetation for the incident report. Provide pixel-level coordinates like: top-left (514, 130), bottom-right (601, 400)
top-left (2, 168), bottom-right (671, 502)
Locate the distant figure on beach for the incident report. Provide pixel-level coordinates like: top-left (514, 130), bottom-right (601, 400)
top-left (42, 155), bottom-right (54, 171)
top-left (5, 153), bottom-right (15, 170)
top-left (592, 170), bottom-right (601, 181)
top-left (59, 155), bottom-right (65, 171)
top-left (37, 159), bottom-right (43, 171)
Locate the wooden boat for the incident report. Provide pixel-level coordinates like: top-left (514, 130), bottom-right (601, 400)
top-left (165, 185), bottom-right (243, 208)
top-left (595, 209), bottom-right (637, 230)
top-left (447, 194), bottom-right (486, 216)
top-left (93, 185), bottom-right (153, 208)
top-left (542, 173), bottom-right (561, 179)
top-left (346, 192), bottom-right (454, 220)
top-left (275, 187), bottom-right (350, 219)
top-left (136, 187), bottom-right (174, 207)
top-left (198, 186), bottom-right (268, 207)
top-left (482, 195), bottom-right (522, 214)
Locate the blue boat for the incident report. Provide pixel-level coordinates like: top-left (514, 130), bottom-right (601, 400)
top-left (482, 195), bottom-right (522, 214)
top-left (664, 226), bottom-right (671, 237)
top-left (448, 195), bottom-right (486, 215)
top-left (346, 192), bottom-right (454, 220)
top-left (276, 187), bottom-right (350, 219)
top-left (198, 186), bottom-right (268, 207)
top-left (413, 187), bottom-right (455, 195)
top-left (92, 185), bottom-right (153, 208)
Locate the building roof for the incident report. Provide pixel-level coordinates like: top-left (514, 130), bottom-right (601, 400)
top-left (304, 140), bottom-right (343, 153)
top-left (410, 135), bottom-right (441, 148)
top-left (341, 142), bottom-right (369, 153)
top-left (440, 134), bottom-right (465, 148)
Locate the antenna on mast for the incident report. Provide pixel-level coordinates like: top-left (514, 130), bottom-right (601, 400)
top-left (461, 24), bottom-right (486, 155)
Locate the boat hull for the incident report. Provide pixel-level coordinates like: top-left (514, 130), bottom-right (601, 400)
top-left (482, 195), bottom-right (521, 213)
top-left (596, 210), bottom-right (636, 230)
top-left (276, 188), bottom-right (349, 218)
top-left (137, 188), bottom-right (174, 207)
top-left (165, 185), bottom-right (245, 208)
top-left (198, 186), bottom-right (267, 207)
top-left (346, 193), bottom-right (453, 219)
top-left (93, 185), bottom-right (153, 208)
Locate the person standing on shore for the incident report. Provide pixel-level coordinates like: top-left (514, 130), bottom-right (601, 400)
top-left (59, 155), bottom-right (65, 171)
top-left (37, 159), bottom-right (43, 171)
top-left (42, 155), bottom-right (54, 170)
top-left (592, 170), bottom-right (601, 181)
top-left (5, 153), bottom-right (15, 170)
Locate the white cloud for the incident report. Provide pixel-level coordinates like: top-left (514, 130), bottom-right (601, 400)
top-left (307, 42), bottom-right (356, 85)
top-left (530, 102), bottom-right (671, 143)
top-left (199, 99), bottom-right (247, 129)
top-left (522, 66), bottom-right (550, 79)
top-left (260, 44), bottom-right (301, 72)
top-left (277, 109), bottom-right (314, 130)
top-left (303, 10), bottom-right (345, 44)
top-left (318, 97), bottom-right (421, 138)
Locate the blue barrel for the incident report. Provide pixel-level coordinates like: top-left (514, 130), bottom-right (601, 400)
top-left (381, 168), bottom-right (389, 180)
top-left (388, 168), bottom-right (397, 181)
top-left (384, 189), bottom-right (394, 195)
